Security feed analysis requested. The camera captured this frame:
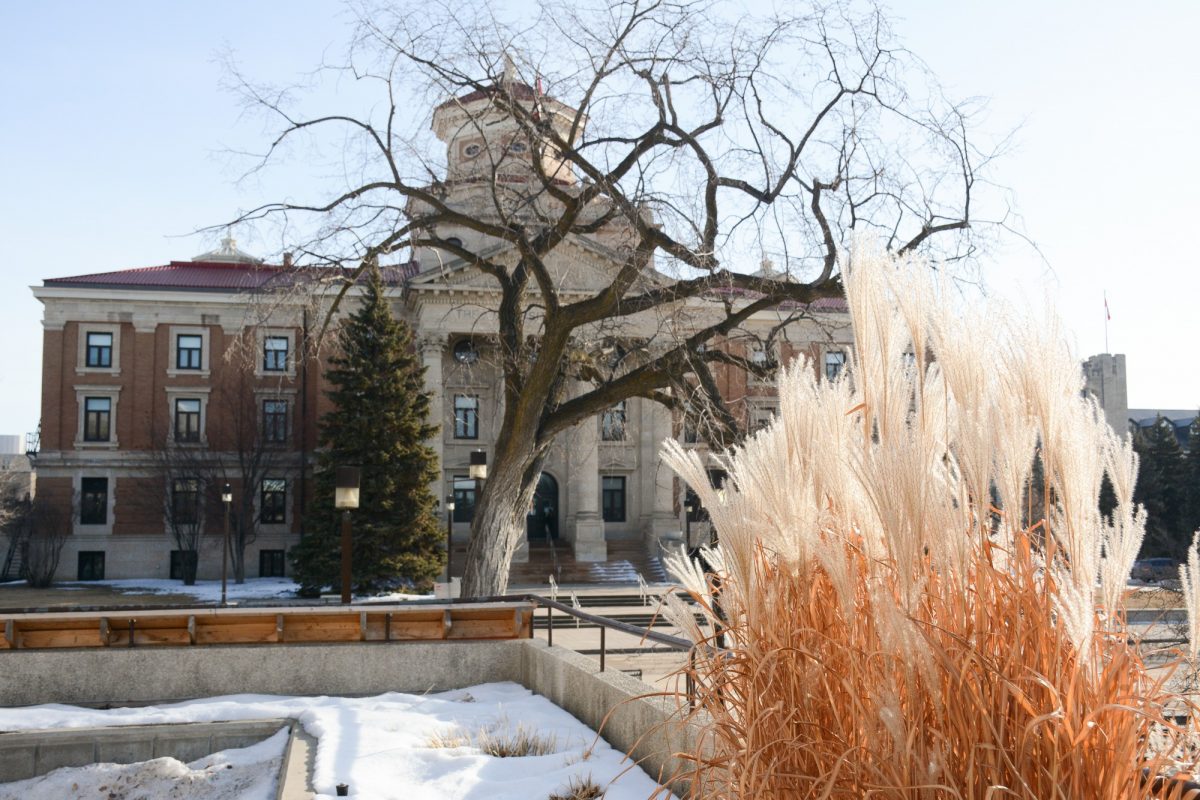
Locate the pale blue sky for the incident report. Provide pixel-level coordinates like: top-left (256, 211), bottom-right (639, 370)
top-left (1, 1), bottom-right (1197, 440)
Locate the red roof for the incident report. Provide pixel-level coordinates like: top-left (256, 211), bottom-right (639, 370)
top-left (44, 261), bottom-right (419, 292)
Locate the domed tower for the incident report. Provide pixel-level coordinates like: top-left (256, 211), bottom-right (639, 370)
top-left (411, 69), bottom-right (587, 267)
top-left (431, 66), bottom-right (584, 189)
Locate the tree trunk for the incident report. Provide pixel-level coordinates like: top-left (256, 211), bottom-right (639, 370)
top-left (460, 441), bottom-right (548, 597)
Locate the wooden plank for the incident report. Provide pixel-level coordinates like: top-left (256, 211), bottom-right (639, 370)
top-left (276, 614), bottom-right (285, 643)
top-left (359, 611), bottom-right (368, 642)
top-left (18, 629), bottom-right (106, 649)
top-left (442, 610), bottom-right (452, 639)
top-left (446, 617), bottom-right (524, 640)
top-left (381, 618), bottom-right (444, 640)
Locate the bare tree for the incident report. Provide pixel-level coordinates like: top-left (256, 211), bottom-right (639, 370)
top-left (207, 346), bottom-right (294, 584)
top-left (14, 496), bottom-right (71, 589)
top-left (133, 434), bottom-right (214, 586)
top-left (225, 0), bottom-right (1003, 595)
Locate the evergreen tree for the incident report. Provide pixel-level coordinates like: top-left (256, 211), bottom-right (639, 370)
top-left (291, 266), bottom-right (444, 595)
top-left (1186, 413), bottom-right (1200, 539)
top-left (1133, 416), bottom-right (1189, 559)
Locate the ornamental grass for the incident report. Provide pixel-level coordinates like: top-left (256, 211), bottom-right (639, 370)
top-left (656, 248), bottom-right (1195, 799)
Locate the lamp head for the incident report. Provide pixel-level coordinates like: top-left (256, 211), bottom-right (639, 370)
top-left (335, 466), bottom-right (361, 510)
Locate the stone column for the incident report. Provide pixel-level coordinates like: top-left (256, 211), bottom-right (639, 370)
top-left (419, 336), bottom-right (447, 501)
top-left (641, 398), bottom-right (680, 548)
top-left (568, 387), bottom-right (606, 561)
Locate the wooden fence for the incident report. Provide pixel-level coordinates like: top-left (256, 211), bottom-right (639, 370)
top-left (0, 602), bottom-right (534, 650)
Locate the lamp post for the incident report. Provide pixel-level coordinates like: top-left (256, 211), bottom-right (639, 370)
top-left (684, 501), bottom-right (694, 556)
top-left (445, 494), bottom-right (456, 579)
top-left (220, 483), bottom-right (232, 607)
top-left (335, 466), bottom-right (361, 605)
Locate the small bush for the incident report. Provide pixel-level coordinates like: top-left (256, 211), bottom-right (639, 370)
top-left (477, 725), bottom-right (557, 758)
top-left (425, 723), bottom-right (558, 757)
top-left (549, 774), bottom-right (605, 800)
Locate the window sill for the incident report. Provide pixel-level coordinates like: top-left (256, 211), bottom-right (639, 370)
top-left (166, 369), bottom-right (211, 379)
top-left (75, 440), bottom-right (119, 450)
top-left (76, 367), bottom-right (121, 377)
top-left (254, 368), bottom-right (296, 380)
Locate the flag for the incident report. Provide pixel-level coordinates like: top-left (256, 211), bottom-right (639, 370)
top-left (1104, 294), bottom-right (1111, 321)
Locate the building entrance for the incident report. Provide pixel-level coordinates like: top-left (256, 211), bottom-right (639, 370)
top-left (526, 473), bottom-right (559, 540)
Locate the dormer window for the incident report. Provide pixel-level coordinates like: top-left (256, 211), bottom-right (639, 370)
top-left (508, 141), bottom-right (527, 154)
top-left (463, 143), bottom-right (482, 158)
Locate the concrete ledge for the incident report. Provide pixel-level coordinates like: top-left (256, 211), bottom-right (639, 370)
top-left (0, 640), bottom-right (526, 707)
top-left (0, 718), bottom-right (291, 783)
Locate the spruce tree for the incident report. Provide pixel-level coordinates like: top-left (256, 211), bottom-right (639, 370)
top-left (291, 265), bottom-right (444, 595)
top-left (1133, 416), bottom-right (1189, 559)
top-left (1186, 413), bottom-right (1200, 539)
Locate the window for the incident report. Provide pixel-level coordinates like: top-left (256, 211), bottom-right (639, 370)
top-left (176, 334), bottom-right (202, 370)
top-left (708, 469), bottom-right (729, 490)
top-left (80, 478), bottom-right (108, 525)
top-left (463, 143), bottom-right (482, 158)
top-left (825, 350), bottom-right (846, 381)
top-left (683, 420), bottom-right (699, 444)
top-left (453, 339), bottom-right (479, 364)
top-left (602, 476), bottom-right (626, 522)
top-left (508, 140), bottom-right (527, 154)
top-left (263, 400), bottom-right (288, 444)
top-left (169, 550), bottom-right (198, 580)
top-left (171, 478), bottom-right (200, 525)
top-left (259, 549), bottom-right (286, 578)
top-left (452, 476), bottom-right (477, 523)
top-left (263, 337), bottom-right (289, 372)
top-left (260, 479), bottom-right (287, 524)
top-left (454, 395), bottom-right (479, 439)
top-left (85, 332), bottom-right (113, 368)
top-left (83, 397), bottom-right (112, 442)
top-left (174, 399), bottom-right (201, 443)
top-left (685, 487), bottom-right (707, 522)
top-left (751, 407), bottom-right (777, 432)
top-left (750, 345), bottom-right (775, 382)
top-left (77, 551), bottom-right (105, 581)
top-left (601, 401), bottom-right (627, 441)
top-left (444, 237), bottom-right (463, 249)
top-left (77, 325), bottom-right (120, 373)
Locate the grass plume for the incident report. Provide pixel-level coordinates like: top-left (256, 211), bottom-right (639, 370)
top-left (658, 246), bottom-right (1191, 799)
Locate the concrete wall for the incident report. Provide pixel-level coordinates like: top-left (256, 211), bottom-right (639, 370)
top-left (0, 638), bottom-right (696, 795)
top-left (0, 718), bottom-right (291, 783)
top-left (0, 641), bottom-right (525, 707)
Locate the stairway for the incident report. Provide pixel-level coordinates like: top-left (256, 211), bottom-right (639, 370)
top-left (507, 539), bottom-right (668, 588)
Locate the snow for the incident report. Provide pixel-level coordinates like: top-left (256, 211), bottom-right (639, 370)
top-left (0, 683), bottom-right (673, 800)
top-left (0, 727), bottom-right (289, 800)
top-left (76, 578), bottom-right (430, 603)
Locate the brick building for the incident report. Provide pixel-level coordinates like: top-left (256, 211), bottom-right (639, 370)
top-left (29, 80), bottom-right (853, 583)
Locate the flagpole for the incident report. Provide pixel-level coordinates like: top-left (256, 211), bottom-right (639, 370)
top-left (1104, 291), bottom-right (1110, 354)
